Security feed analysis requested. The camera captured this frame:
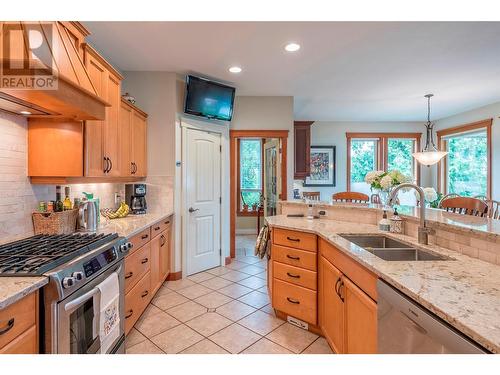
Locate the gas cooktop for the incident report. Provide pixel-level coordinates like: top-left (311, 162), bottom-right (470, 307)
top-left (0, 233), bottom-right (119, 276)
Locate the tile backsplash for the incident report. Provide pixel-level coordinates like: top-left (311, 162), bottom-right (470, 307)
top-left (0, 111), bottom-right (173, 244)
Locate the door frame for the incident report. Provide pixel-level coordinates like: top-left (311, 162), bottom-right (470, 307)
top-left (230, 130), bottom-right (289, 258)
top-left (180, 118), bottom-right (229, 277)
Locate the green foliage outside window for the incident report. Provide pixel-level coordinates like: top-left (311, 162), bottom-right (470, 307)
top-left (240, 139), bottom-right (262, 209)
top-left (387, 139), bottom-right (414, 180)
top-left (350, 140), bottom-right (376, 183)
top-left (447, 134), bottom-right (487, 197)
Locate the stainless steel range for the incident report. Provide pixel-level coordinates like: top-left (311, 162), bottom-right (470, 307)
top-left (0, 233), bottom-right (132, 354)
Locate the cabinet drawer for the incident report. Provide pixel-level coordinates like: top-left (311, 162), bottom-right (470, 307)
top-left (0, 325), bottom-right (37, 354)
top-left (151, 216), bottom-right (172, 239)
top-left (125, 271), bottom-right (152, 335)
top-left (124, 242), bottom-right (151, 293)
top-left (272, 245), bottom-right (317, 271)
top-left (273, 279), bottom-right (317, 325)
top-left (129, 227), bottom-right (151, 254)
top-left (0, 293), bottom-right (36, 350)
top-left (273, 262), bottom-right (317, 290)
top-left (273, 228), bottom-right (317, 252)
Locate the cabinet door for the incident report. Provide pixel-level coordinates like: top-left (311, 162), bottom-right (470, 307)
top-left (343, 277), bottom-right (377, 354)
top-left (132, 111), bottom-right (147, 177)
top-left (159, 229), bottom-right (171, 281)
top-left (293, 121), bottom-right (313, 179)
top-left (103, 73), bottom-right (121, 177)
top-left (150, 234), bottom-right (162, 295)
top-left (119, 102), bottom-right (133, 177)
top-left (319, 256), bottom-right (344, 354)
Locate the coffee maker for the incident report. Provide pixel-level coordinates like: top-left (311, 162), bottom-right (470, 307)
top-left (125, 184), bottom-right (147, 214)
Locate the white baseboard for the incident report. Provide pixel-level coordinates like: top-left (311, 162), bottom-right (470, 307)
top-left (236, 229), bottom-right (258, 235)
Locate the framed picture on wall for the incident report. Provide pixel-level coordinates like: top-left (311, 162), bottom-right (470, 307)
top-left (304, 146), bottom-right (336, 187)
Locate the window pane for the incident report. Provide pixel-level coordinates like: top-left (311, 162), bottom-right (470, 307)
top-left (240, 140), bottom-right (262, 190)
top-left (387, 139), bottom-right (415, 180)
top-left (350, 140), bottom-right (376, 195)
top-left (447, 132), bottom-right (487, 197)
top-left (240, 190), bottom-right (261, 209)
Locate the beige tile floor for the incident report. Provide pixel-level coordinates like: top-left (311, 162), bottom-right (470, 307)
top-left (125, 235), bottom-right (333, 354)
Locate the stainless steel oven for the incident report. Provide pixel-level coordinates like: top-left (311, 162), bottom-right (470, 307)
top-left (56, 262), bottom-right (125, 354)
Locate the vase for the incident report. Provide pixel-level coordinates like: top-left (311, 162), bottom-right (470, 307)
top-left (376, 189), bottom-right (391, 207)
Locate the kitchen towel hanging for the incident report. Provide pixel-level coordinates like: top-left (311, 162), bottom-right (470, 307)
top-left (96, 271), bottom-right (120, 354)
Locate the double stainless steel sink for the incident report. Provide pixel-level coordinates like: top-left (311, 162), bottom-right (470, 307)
top-left (339, 234), bottom-right (450, 261)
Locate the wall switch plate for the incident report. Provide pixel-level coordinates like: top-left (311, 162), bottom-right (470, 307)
top-left (287, 316), bottom-right (309, 330)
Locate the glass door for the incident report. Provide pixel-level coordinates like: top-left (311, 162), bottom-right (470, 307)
top-left (264, 139), bottom-right (280, 217)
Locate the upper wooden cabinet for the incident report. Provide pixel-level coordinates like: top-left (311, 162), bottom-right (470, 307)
top-left (120, 99), bottom-right (148, 178)
top-left (84, 44), bottom-right (123, 177)
top-left (294, 121), bottom-right (314, 179)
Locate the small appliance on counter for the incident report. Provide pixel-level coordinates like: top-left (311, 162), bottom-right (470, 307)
top-left (78, 192), bottom-right (100, 232)
top-left (125, 183), bottom-right (147, 214)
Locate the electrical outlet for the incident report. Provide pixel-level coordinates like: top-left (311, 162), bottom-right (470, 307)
top-left (287, 316), bottom-right (309, 330)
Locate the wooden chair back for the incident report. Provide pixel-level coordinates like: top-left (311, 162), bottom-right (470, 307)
top-left (303, 191), bottom-right (321, 201)
top-left (485, 200), bottom-right (500, 220)
top-left (438, 193), bottom-right (459, 208)
top-left (332, 192), bottom-right (369, 203)
top-left (440, 197), bottom-right (488, 217)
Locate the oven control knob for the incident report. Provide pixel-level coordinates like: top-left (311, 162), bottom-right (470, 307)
top-left (119, 244), bottom-right (128, 253)
top-left (62, 276), bottom-right (76, 289)
top-left (72, 271), bottom-right (84, 281)
top-left (127, 242), bottom-right (133, 250)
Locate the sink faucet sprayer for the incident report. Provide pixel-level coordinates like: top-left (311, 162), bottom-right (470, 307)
top-left (387, 183), bottom-right (431, 245)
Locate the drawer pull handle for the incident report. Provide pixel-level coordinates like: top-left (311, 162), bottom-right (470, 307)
top-left (141, 291), bottom-right (149, 298)
top-left (286, 297), bottom-right (300, 304)
top-left (0, 318), bottom-right (14, 335)
top-left (125, 310), bottom-right (133, 319)
top-left (160, 235), bottom-right (166, 247)
top-left (164, 221), bottom-right (170, 225)
top-left (286, 254), bottom-right (300, 260)
top-left (286, 236), bottom-right (300, 242)
top-left (141, 258), bottom-right (149, 264)
top-left (154, 226), bottom-right (160, 231)
top-left (286, 272), bottom-right (300, 279)
top-left (141, 234), bottom-right (149, 240)
top-left (125, 272), bottom-right (134, 279)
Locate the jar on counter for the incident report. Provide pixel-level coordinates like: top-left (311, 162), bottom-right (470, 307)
top-left (390, 208), bottom-right (404, 234)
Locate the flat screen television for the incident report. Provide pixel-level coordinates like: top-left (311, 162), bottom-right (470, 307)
top-left (184, 75), bottom-right (236, 121)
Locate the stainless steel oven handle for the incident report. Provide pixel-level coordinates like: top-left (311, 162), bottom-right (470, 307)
top-left (64, 265), bottom-right (122, 312)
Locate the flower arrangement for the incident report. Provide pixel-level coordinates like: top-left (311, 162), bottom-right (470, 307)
top-left (414, 187), bottom-right (442, 208)
top-left (364, 170), bottom-right (412, 191)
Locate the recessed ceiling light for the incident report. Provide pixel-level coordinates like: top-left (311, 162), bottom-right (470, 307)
top-left (229, 66), bottom-right (242, 73)
top-left (20, 110), bottom-right (32, 115)
top-left (285, 43), bottom-right (301, 52)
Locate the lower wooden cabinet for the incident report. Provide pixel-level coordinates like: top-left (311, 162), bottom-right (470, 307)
top-left (150, 227), bottom-right (171, 295)
top-left (0, 325), bottom-right (37, 354)
top-left (125, 271), bottom-right (152, 334)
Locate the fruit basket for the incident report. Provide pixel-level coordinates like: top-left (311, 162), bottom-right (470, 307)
top-left (100, 202), bottom-right (130, 219)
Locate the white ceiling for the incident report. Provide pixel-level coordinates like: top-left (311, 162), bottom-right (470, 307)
top-left (85, 22), bottom-right (500, 121)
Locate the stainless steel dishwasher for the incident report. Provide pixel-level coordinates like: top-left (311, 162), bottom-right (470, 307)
top-left (377, 280), bottom-right (489, 354)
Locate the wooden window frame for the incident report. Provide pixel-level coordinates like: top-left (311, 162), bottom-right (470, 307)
top-left (236, 138), bottom-right (264, 217)
top-left (346, 132), bottom-right (422, 191)
top-left (437, 119), bottom-right (493, 199)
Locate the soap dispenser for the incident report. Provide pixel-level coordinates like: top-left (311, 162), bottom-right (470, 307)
top-left (390, 207), bottom-right (404, 234)
top-left (379, 210), bottom-right (391, 232)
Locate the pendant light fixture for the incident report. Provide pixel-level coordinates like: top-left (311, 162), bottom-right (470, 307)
top-left (412, 94), bottom-right (448, 166)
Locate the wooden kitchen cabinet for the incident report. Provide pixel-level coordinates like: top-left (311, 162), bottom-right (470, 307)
top-left (120, 99), bottom-right (148, 178)
top-left (294, 121), bottom-right (314, 179)
top-left (150, 228), bottom-right (171, 295)
top-left (84, 44), bottom-right (123, 177)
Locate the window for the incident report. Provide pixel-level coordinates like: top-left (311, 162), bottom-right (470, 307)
top-left (347, 133), bottom-right (421, 204)
top-left (238, 139), bottom-right (263, 214)
top-left (437, 119), bottom-right (492, 198)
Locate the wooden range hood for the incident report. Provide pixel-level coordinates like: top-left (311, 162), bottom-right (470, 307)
top-left (0, 21), bottom-right (108, 120)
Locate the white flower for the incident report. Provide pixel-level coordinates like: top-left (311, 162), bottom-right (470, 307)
top-left (380, 175), bottom-right (393, 190)
top-left (423, 187), bottom-right (438, 202)
top-left (364, 170), bottom-right (384, 184)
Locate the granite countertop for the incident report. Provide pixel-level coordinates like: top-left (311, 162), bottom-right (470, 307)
top-left (0, 209), bottom-right (174, 311)
top-left (0, 277), bottom-right (48, 310)
top-left (266, 215), bottom-right (500, 353)
top-left (281, 200), bottom-right (500, 240)
top-left (96, 209), bottom-right (174, 238)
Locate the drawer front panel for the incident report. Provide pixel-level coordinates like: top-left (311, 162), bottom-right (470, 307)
top-left (273, 228), bottom-right (317, 252)
top-left (129, 227), bottom-right (151, 254)
top-left (0, 325), bottom-right (37, 354)
top-left (151, 216), bottom-right (172, 239)
top-left (0, 293), bottom-right (36, 350)
top-left (273, 261), bottom-right (317, 290)
top-left (125, 271), bottom-right (151, 335)
top-left (273, 278), bottom-right (317, 325)
top-left (272, 245), bottom-right (317, 271)
top-left (124, 242), bottom-right (151, 293)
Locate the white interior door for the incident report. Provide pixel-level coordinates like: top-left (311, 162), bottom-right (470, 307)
top-left (263, 139), bottom-right (281, 217)
top-left (185, 128), bottom-right (221, 275)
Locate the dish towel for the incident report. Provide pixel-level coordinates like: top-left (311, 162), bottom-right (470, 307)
top-left (255, 225), bottom-right (271, 259)
top-left (96, 271), bottom-right (120, 354)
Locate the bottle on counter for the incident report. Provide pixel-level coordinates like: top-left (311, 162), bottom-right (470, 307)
top-left (54, 186), bottom-right (64, 212)
top-left (390, 207), bottom-right (404, 234)
top-left (63, 186), bottom-right (72, 211)
top-left (306, 204), bottom-right (314, 220)
top-left (379, 210), bottom-right (391, 232)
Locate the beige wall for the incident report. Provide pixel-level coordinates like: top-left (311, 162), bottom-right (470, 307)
top-left (432, 101), bottom-right (500, 200)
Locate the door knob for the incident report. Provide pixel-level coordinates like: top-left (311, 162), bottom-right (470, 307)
top-left (188, 207), bottom-right (199, 213)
